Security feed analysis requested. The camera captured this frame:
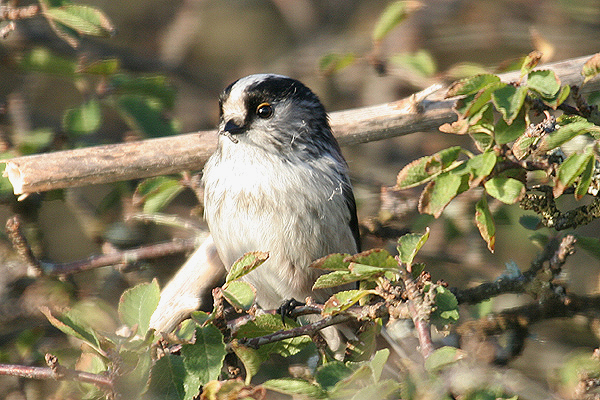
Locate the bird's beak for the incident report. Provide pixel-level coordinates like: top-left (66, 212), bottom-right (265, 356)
top-left (220, 119), bottom-right (244, 143)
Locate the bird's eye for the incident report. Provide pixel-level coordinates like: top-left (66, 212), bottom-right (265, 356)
top-left (256, 103), bottom-right (273, 119)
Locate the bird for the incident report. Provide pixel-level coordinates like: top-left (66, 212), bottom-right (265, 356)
top-left (151, 74), bottom-right (360, 357)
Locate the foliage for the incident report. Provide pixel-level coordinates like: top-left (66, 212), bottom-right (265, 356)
top-left (395, 53), bottom-right (600, 254)
top-left (29, 231), bottom-right (466, 399)
top-left (3, 2), bottom-right (600, 400)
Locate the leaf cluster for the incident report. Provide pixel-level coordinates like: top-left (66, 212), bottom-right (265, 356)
top-left (396, 52), bottom-right (600, 252)
top-left (33, 231), bottom-right (464, 399)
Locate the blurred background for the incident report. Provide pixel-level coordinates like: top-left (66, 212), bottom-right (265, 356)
top-left (0, 0), bottom-right (600, 398)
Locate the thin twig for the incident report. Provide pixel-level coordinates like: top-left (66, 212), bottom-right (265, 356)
top-left (397, 256), bottom-right (434, 359)
top-left (0, 356), bottom-right (113, 391)
top-left (457, 292), bottom-right (600, 338)
top-left (44, 237), bottom-right (199, 276)
top-left (453, 235), bottom-right (575, 304)
top-left (5, 215), bottom-right (43, 276)
top-left (5, 217), bottom-right (199, 277)
top-left (238, 314), bottom-right (352, 349)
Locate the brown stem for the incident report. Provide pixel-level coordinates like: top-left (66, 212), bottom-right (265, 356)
top-left (60, 237), bottom-right (198, 276)
top-left (453, 235), bottom-right (575, 304)
top-left (238, 314), bottom-right (352, 349)
top-left (0, 357), bottom-right (113, 391)
top-left (457, 292), bottom-right (600, 338)
top-left (45, 237), bottom-right (198, 276)
top-left (5, 215), bottom-right (43, 276)
top-left (397, 256), bottom-right (434, 359)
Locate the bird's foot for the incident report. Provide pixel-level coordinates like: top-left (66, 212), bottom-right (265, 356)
top-left (278, 298), bottom-right (305, 325)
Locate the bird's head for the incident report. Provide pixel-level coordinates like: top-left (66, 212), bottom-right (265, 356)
top-left (217, 74), bottom-right (338, 156)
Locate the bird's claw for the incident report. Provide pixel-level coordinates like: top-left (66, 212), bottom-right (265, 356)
top-left (278, 298), bottom-right (305, 325)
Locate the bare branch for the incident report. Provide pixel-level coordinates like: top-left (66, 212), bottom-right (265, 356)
top-left (5, 213), bottom-right (198, 277)
top-left (457, 292), bottom-right (600, 338)
top-left (0, 354), bottom-right (113, 391)
top-left (397, 256), bottom-right (434, 359)
top-left (453, 235), bottom-right (576, 304)
top-left (45, 237), bottom-right (198, 276)
top-left (5, 215), bottom-right (43, 277)
top-left (4, 55), bottom-right (599, 195)
top-left (238, 313), bottom-right (353, 349)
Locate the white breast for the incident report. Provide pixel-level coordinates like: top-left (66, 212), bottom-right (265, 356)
top-left (202, 139), bottom-right (357, 309)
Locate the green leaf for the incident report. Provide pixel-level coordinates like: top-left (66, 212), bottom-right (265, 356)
top-left (40, 307), bottom-right (102, 354)
top-left (541, 84), bottom-right (571, 109)
top-left (313, 270), bottom-right (363, 289)
top-left (346, 319), bottom-right (382, 362)
top-left (116, 95), bottom-right (179, 137)
top-left (520, 50), bottom-right (543, 77)
top-left (397, 228), bottom-right (430, 266)
top-left (322, 289), bottom-right (374, 316)
top-left (310, 253), bottom-right (352, 271)
top-left (462, 83), bottom-right (504, 117)
top-left (445, 62), bottom-right (488, 79)
top-left (475, 195), bottom-right (495, 253)
top-left (226, 251), bottom-right (269, 283)
top-left (445, 74), bottom-right (501, 97)
top-left (372, 1), bottom-right (421, 42)
top-left (20, 47), bottom-right (76, 76)
top-left (575, 155), bottom-right (595, 199)
top-left (63, 99), bottom-right (102, 136)
top-left (348, 249), bottom-right (397, 269)
top-left (451, 151), bottom-right (497, 187)
top-left (222, 281), bottom-right (255, 311)
top-left (115, 350), bottom-right (152, 399)
top-left (418, 172), bottom-right (467, 217)
top-left (484, 177), bottom-right (525, 204)
top-left (390, 49), bottom-right (437, 77)
top-left (146, 353), bottom-right (185, 400)
top-left (80, 58), bottom-right (120, 75)
top-left (511, 135), bottom-right (538, 160)
top-left (471, 132), bottom-right (494, 153)
top-left (118, 279), bottom-right (160, 334)
top-left (495, 110), bottom-right (526, 145)
top-left (369, 348), bottom-right (390, 381)
top-left (424, 346), bottom-right (463, 372)
top-left (235, 314), bottom-right (311, 359)
top-left (537, 119), bottom-right (600, 153)
top-left (190, 311), bottom-right (211, 326)
top-left (583, 52), bottom-right (600, 84)
top-left (576, 236), bottom-right (600, 260)
top-left (43, 5), bottom-right (115, 37)
top-left (17, 129), bottom-right (54, 155)
top-left (315, 361), bottom-right (353, 391)
top-left (430, 285), bottom-right (459, 328)
top-left (231, 343), bottom-right (262, 384)
top-left (396, 146), bottom-right (462, 189)
top-left (491, 84), bottom-right (527, 124)
top-left (174, 320), bottom-right (197, 342)
top-left (328, 365), bottom-right (374, 399)
top-left (349, 263), bottom-right (393, 278)
top-left (111, 74), bottom-right (176, 109)
top-left (181, 325), bottom-right (227, 399)
top-left (319, 53), bottom-right (356, 75)
top-left (527, 69), bottom-right (561, 98)
top-left (350, 380), bottom-right (400, 400)
top-left (554, 153), bottom-right (593, 197)
top-left (135, 177), bottom-right (185, 214)
top-left (263, 378), bottom-right (327, 399)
